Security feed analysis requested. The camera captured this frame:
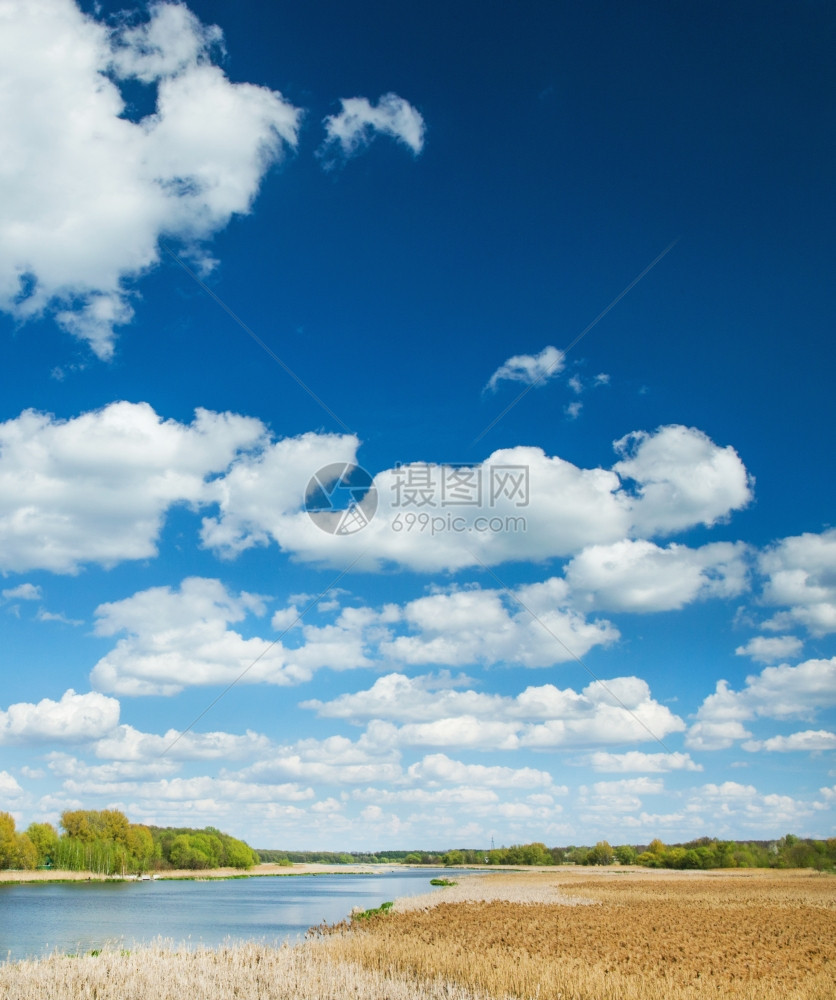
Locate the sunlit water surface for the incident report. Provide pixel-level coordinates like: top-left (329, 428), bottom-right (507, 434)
top-left (0, 869), bottom-right (462, 962)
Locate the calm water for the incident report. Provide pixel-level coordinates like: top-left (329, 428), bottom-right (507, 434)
top-left (0, 869), bottom-right (460, 963)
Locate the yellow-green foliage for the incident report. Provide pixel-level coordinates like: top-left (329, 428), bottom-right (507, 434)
top-left (0, 812), bottom-right (38, 870)
top-left (0, 810), bottom-right (259, 875)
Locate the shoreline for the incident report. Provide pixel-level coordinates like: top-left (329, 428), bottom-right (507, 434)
top-left (0, 862), bottom-right (411, 885)
top-left (1, 861), bottom-right (829, 887)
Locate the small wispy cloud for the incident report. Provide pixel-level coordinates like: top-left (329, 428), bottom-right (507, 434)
top-left (485, 345), bottom-right (564, 393)
top-left (2, 583), bottom-right (42, 601)
top-left (320, 93), bottom-right (425, 166)
top-left (36, 608), bottom-right (84, 626)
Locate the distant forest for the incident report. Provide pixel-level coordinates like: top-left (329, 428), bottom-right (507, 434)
top-left (258, 835), bottom-right (836, 871)
top-left (3, 810), bottom-right (834, 874)
top-left (0, 809), bottom-right (259, 874)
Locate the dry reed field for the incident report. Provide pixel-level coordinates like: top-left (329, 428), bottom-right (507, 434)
top-left (320, 868), bottom-right (836, 1000)
top-left (0, 939), bottom-right (491, 1000)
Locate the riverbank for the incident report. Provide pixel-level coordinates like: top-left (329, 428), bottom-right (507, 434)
top-left (0, 862), bottom-right (411, 884)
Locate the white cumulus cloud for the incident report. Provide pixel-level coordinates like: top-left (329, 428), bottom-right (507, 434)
top-left (94, 724), bottom-right (271, 762)
top-left (90, 577), bottom-right (289, 696)
top-left (743, 730), bottom-right (836, 753)
top-left (0, 689), bottom-right (119, 744)
top-left (0, 0), bottom-right (301, 357)
top-left (0, 771), bottom-right (24, 799)
top-left (0, 402), bottom-right (264, 574)
top-left (565, 538), bottom-right (750, 612)
top-left (0, 406), bottom-right (756, 579)
top-left (614, 425), bottom-right (753, 536)
top-left (580, 750), bottom-right (703, 773)
top-left (202, 425), bottom-right (753, 574)
top-left (305, 672), bottom-right (685, 751)
top-left (735, 635), bottom-right (804, 664)
top-left (686, 656), bottom-right (836, 749)
top-left (406, 753), bottom-right (555, 789)
top-left (758, 528), bottom-right (836, 636)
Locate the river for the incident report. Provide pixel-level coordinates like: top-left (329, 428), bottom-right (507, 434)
top-left (0, 869), bottom-right (460, 963)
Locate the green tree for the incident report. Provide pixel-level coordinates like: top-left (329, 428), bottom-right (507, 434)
top-left (519, 842), bottom-right (553, 865)
top-left (25, 822), bottom-right (59, 866)
top-left (224, 836), bottom-right (259, 869)
top-left (15, 833), bottom-right (38, 870)
top-left (614, 844), bottom-right (637, 865)
top-left (60, 809), bottom-right (132, 845)
top-left (126, 825), bottom-right (154, 872)
top-left (588, 841), bottom-right (614, 866)
top-left (0, 812), bottom-right (19, 869)
top-left (168, 834), bottom-right (212, 869)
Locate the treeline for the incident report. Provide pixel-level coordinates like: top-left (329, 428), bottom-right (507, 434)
top-left (437, 836), bottom-right (836, 870)
top-left (259, 836), bottom-right (836, 871)
top-left (257, 849), bottom-right (422, 865)
top-left (566, 835), bottom-right (836, 871)
top-left (0, 810), bottom-right (259, 875)
top-left (256, 845), bottom-right (560, 866)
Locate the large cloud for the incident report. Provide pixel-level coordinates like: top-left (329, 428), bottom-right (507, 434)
top-left (613, 425), bottom-right (752, 536)
top-left (758, 528), bottom-right (836, 636)
top-left (0, 405), bottom-right (754, 577)
top-left (94, 724), bottom-right (271, 762)
top-left (406, 754), bottom-right (556, 789)
top-left (0, 402), bottom-right (265, 573)
top-left (743, 730), bottom-right (836, 753)
top-left (304, 672), bottom-right (685, 750)
top-left (90, 577), bottom-right (303, 696)
top-left (380, 581), bottom-right (619, 667)
top-left (203, 424), bottom-right (753, 573)
top-left (0, 0), bottom-right (301, 357)
top-left (686, 656), bottom-right (836, 749)
top-left (87, 577), bottom-right (615, 696)
top-left (0, 689), bottom-right (119, 744)
top-left (564, 538), bottom-right (749, 611)
top-left (239, 735), bottom-right (403, 785)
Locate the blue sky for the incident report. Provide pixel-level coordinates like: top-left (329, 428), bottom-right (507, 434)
top-left (0, 0), bottom-right (834, 850)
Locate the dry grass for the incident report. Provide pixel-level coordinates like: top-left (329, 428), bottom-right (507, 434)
top-left (0, 939), bottom-right (492, 1000)
top-left (320, 869), bottom-right (836, 1000)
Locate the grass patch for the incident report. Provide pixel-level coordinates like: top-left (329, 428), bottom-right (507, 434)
top-left (352, 901), bottom-right (393, 921)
